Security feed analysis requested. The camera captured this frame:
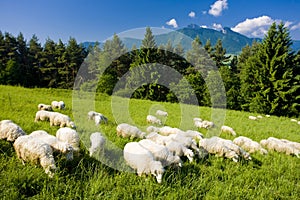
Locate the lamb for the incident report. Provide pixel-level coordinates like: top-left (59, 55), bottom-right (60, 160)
top-left (116, 123), bottom-right (146, 139)
top-left (164, 140), bottom-right (195, 162)
top-left (88, 111), bottom-right (108, 125)
top-left (221, 125), bottom-right (237, 136)
top-left (13, 135), bottom-right (57, 178)
top-left (38, 103), bottom-right (53, 111)
top-left (30, 130), bottom-right (74, 161)
top-left (146, 115), bottom-right (162, 125)
top-left (0, 120), bottom-right (26, 142)
top-left (56, 127), bottom-right (80, 154)
top-left (199, 136), bottom-right (240, 162)
top-left (233, 136), bottom-right (268, 155)
top-left (248, 116), bottom-right (257, 120)
top-left (155, 110), bottom-right (168, 117)
top-left (34, 110), bottom-right (54, 122)
top-left (138, 139), bottom-right (182, 167)
top-left (49, 112), bottom-right (76, 128)
top-left (51, 101), bottom-right (65, 110)
top-left (89, 132), bottom-right (106, 157)
top-left (260, 137), bottom-right (300, 158)
top-left (123, 142), bottom-right (165, 183)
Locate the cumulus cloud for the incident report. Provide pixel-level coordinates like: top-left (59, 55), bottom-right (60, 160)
top-left (189, 11), bottom-right (196, 18)
top-left (208, 0), bottom-right (228, 17)
top-left (166, 18), bottom-right (178, 28)
top-left (291, 22), bottom-right (300, 31)
top-left (231, 16), bottom-right (274, 38)
top-left (212, 23), bottom-right (223, 31)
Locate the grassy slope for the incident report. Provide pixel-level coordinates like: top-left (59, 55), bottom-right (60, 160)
top-left (0, 85), bottom-right (300, 200)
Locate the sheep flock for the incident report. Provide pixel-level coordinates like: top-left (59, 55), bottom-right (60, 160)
top-left (1, 103), bottom-right (300, 184)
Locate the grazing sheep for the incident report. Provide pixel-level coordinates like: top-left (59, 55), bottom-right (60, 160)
top-left (193, 118), bottom-right (203, 123)
top-left (38, 103), bottom-right (53, 111)
top-left (291, 119), bottom-right (298, 122)
top-left (116, 123), bottom-right (146, 139)
top-left (146, 115), bottom-right (162, 125)
top-left (139, 139), bottom-right (182, 167)
top-left (147, 126), bottom-right (183, 136)
top-left (49, 112), bottom-right (76, 128)
top-left (56, 127), bottom-right (80, 154)
top-left (34, 110), bottom-right (54, 122)
top-left (88, 111), bottom-right (108, 125)
top-left (51, 101), bottom-right (65, 110)
top-left (265, 115), bottom-right (271, 118)
top-left (13, 135), bottom-right (57, 178)
top-left (124, 142), bottom-right (165, 183)
top-left (146, 132), bottom-right (171, 146)
top-left (155, 110), bottom-right (168, 117)
top-left (30, 130), bottom-right (74, 161)
top-left (233, 136), bottom-right (268, 155)
top-left (280, 139), bottom-right (300, 150)
top-left (164, 140), bottom-right (195, 162)
top-left (89, 132), bottom-right (106, 157)
top-left (194, 120), bottom-right (214, 129)
top-left (169, 133), bottom-right (200, 155)
top-left (220, 138), bottom-right (252, 160)
top-left (0, 120), bottom-right (26, 142)
top-left (199, 137), bottom-right (240, 162)
top-left (182, 130), bottom-right (204, 140)
top-left (248, 116), bottom-right (257, 120)
top-left (221, 125), bottom-right (237, 136)
top-left (257, 115), bottom-right (263, 119)
top-left (146, 126), bottom-right (160, 133)
top-left (260, 137), bottom-right (300, 158)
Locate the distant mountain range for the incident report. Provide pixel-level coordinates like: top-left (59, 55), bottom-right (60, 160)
top-left (82, 24), bottom-right (300, 55)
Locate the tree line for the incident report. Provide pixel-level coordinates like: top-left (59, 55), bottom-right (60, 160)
top-left (1, 22), bottom-right (300, 117)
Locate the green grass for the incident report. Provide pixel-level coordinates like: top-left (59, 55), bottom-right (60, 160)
top-left (0, 85), bottom-right (300, 199)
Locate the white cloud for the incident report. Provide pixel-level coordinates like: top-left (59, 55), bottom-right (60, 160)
top-left (200, 25), bottom-right (208, 28)
top-left (166, 18), bottom-right (178, 28)
top-left (291, 22), bottom-right (300, 31)
top-left (212, 23), bottom-right (223, 31)
top-left (202, 10), bottom-right (207, 15)
top-left (208, 0), bottom-right (228, 17)
top-left (189, 11), bottom-right (196, 18)
top-left (231, 16), bottom-right (274, 38)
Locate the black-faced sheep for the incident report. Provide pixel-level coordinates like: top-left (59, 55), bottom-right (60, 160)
top-left (38, 103), bottom-right (53, 111)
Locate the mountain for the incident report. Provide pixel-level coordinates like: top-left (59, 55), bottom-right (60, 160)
top-left (81, 24), bottom-right (300, 55)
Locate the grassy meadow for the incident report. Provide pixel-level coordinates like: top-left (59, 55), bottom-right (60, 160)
top-left (0, 85), bottom-right (300, 199)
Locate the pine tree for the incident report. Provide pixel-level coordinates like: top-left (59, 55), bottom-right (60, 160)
top-left (141, 27), bottom-right (156, 49)
top-left (210, 39), bottom-right (231, 68)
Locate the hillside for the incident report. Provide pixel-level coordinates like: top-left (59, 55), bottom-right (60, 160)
top-left (0, 85), bottom-right (300, 199)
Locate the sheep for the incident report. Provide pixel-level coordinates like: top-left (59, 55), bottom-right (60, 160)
top-left (233, 136), bottom-right (268, 155)
top-left (38, 103), bottom-right (53, 111)
top-left (56, 127), bottom-right (80, 154)
top-left (30, 130), bottom-right (74, 161)
top-left (155, 110), bottom-right (168, 117)
top-left (123, 142), bottom-right (165, 183)
top-left (248, 116), bottom-right (257, 120)
top-left (193, 117), bottom-right (203, 123)
top-left (0, 120), bottom-right (26, 142)
top-left (290, 119), bottom-right (298, 122)
top-left (220, 138), bottom-right (252, 160)
top-left (168, 133), bottom-right (200, 155)
top-left (182, 130), bottom-right (204, 140)
top-left (116, 123), bottom-right (146, 139)
top-left (146, 115), bottom-right (162, 125)
top-left (260, 137), bottom-right (300, 158)
top-left (34, 110), bottom-right (54, 122)
top-left (257, 115), bottom-right (263, 119)
top-left (199, 137), bottom-right (240, 162)
top-left (49, 112), bottom-right (76, 128)
top-left (138, 139), bottom-right (182, 167)
top-left (265, 115), bottom-right (271, 118)
top-left (194, 120), bottom-right (215, 129)
top-left (146, 126), bottom-right (160, 133)
top-left (221, 125), bottom-right (237, 136)
top-left (146, 132), bottom-right (171, 146)
top-left (13, 135), bottom-right (57, 178)
top-left (280, 139), bottom-right (300, 150)
top-left (146, 126), bottom-right (183, 136)
top-left (51, 101), bottom-right (65, 110)
top-left (164, 140), bottom-right (195, 162)
top-left (88, 111), bottom-right (108, 125)
top-left (89, 132), bottom-right (106, 157)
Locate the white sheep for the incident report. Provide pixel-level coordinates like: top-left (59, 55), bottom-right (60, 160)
top-left (0, 120), bottom-right (26, 142)
top-left (265, 115), bottom-right (271, 118)
top-left (138, 139), bottom-right (182, 167)
top-left (257, 115), bottom-right (263, 119)
top-left (194, 120), bottom-right (215, 129)
top-left (193, 117), bottom-right (203, 123)
top-left (30, 130), bottom-right (74, 161)
top-left (220, 138), bottom-right (252, 160)
top-left (116, 123), bottom-right (146, 139)
top-left (169, 133), bottom-right (200, 155)
top-left (49, 112), bottom-right (76, 128)
top-left (123, 142), bottom-right (165, 183)
top-left (146, 126), bottom-right (160, 133)
top-left (221, 125), bottom-right (237, 136)
top-left (290, 119), bottom-right (298, 122)
top-left (88, 111), bottom-right (108, 125)
top-left (199, 136), bottom-right (240, 162)
top-left (51, 101), bottom-right (65, 110)
top-left (13, 135), bottom-right (57, 178)
top-left (155, 110), bottom-right (168, 117)
top-left (164, 140), bottom-right (195, 162)
top-left (233, 136), bottom-right (268, 155)
top-left (248, 116), bottom-right (257, 120)
top-left (147, 126), bottom-right (182, 136)
top-left (182, 130), bottom-right (204, 140)
top-left (280, 139), bottom-right (300, 150)
top-left (34, 110), bottom-right (54, 122)
top-left (89, 132), bottom-right (106, 157)
top-left (260, 137), bottom-right (300, 158)
top-left (145, 132), bottom-right (171, 146)
top-left (38, 103), bottom-right (53, 111)
top-left (56, 127), bottom-right (80, 154)
top-left (146, 115), bottom-right (162, 125)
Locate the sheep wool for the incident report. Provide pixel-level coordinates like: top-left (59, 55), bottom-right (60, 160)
top-left (155, 110), bottom-right (168, 117)
top-left (233, 136), bottom-right (268, 155)
top-left (13, 135), bottom-right (57, 178)
top-left (49, 112), bottom-right (76, 128)
top-left (35, 110), bottom-right (54, 122)
top-left (124, 142), bottom-right (165, 183)
top-left (51, 101), bottom-right (65, 110)
top-left (116, 123), bottom-right (146, 139)
top-left (164, 140), bottom-right (195, 162)
top-left (0, 120), bottom-right (26, 142)
top-left (56, 127), bottom-right (80, 153)
top-left (221, 125), bottom-right (237, 136)
top-left (89, 132), bottom-right (106, 157)
top-left (146, 115), bottom-right (162, 125)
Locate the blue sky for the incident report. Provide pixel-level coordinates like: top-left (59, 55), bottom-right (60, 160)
top-left (1, 0), bottom-right (300, 44)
